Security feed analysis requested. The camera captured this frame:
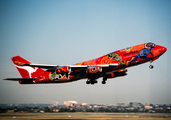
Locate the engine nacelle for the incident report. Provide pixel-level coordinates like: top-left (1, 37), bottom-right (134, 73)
top-left (106, 69), bottom-right (128, 79)
top-left (57, 66), bottom-right (71, 74)
top-left (87, 66), bottom-right (102, 73)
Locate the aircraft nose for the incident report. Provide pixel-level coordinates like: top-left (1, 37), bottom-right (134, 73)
top-left (161, 46), bottom-right (167, 52)
top-left (160, 46), bottom-right (167, 55)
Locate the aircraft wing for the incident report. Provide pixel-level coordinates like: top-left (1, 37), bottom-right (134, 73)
top-left (22, 63), bottom-right (119, 71)
top-left (70, 64), bottom-right (119, 71)
top-left (4, 78), bottom-right (35, 81)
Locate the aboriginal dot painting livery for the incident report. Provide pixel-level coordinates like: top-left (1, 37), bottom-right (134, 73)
top-left (4, 42), bottom-right (167, 85)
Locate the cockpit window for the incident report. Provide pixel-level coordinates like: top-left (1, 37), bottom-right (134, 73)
top-left (146, 42), bottom-right (154, 47)
top-left (145, 42), bottom-right (155, 49)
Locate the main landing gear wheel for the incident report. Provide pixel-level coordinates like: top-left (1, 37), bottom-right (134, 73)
top-left (86, 79), bottom-right (97, 85)
top-left (86, 80), bottom-right (91, 84)
top-left (102, 81), bottom-right (106, 84)
top-left (102, 76), bottom-right (107, 84)
top-left (91, 80), bottom-right (97, 85)
top-left (94, 80), bottom-right (98, 84)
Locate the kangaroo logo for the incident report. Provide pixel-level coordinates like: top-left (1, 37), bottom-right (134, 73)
top-left (15, 65), bottom-right (38, 78)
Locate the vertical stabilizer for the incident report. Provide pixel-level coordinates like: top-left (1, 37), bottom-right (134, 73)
top-left (11, 56), bottom-right (45, 78)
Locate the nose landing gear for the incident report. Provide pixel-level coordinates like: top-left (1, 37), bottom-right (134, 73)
top-left (149, 65), bottom-right (153, 69)
top-left (149, 62), bottom-right (154, 69)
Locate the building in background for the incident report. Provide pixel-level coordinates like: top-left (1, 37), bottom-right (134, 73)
top-left (64, 101), bottom-right (77, 107)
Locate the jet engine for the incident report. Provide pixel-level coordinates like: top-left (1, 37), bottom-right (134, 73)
top-left (106, 69), bottom-right (128, 79)
top-left (57, 66), bottom-right (71, 74)
top-left (87, 66), bottom-right (102, 73)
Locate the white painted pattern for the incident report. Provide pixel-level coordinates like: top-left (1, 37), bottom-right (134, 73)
top-left (15, 65), bottom-right (38, 78)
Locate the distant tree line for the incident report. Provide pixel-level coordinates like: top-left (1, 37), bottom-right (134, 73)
top-left (1, 105), bottom-right (171, 113)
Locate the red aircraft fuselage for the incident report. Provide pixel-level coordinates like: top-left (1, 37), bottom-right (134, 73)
top-left (5, 42), bottom-right (167, 85)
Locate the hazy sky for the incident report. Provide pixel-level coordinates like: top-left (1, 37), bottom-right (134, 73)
top-left (0, 0), bottom-right (171, 105)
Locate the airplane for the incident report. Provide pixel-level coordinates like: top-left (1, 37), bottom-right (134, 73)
top-left (4, 42), bottom-right (167, 85)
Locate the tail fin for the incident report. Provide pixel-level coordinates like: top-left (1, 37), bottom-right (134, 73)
top-left (11, 56), bottom-right (45, 78)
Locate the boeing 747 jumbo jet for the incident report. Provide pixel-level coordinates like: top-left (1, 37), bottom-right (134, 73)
top-left (4, 42), bottom-right (167, 85)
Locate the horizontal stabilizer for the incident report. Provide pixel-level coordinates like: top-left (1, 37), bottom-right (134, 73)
top-left (22, 63), bottom-right (59, 70)
top-left (4, 78), bottom-right (35, 81)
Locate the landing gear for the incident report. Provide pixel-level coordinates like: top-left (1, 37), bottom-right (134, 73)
top-left (102, 76), bottom-right (107, 84)
top-left (94, 80), bottom-right (98, 84)
top-left (86, 79), bottom-right (98, 85)
top-left (149, 62), bottom-right (154, 69)
top-left (149, 65), bottom-right (153, 69)
top-left (102, 81), bottom-right (106, 84)
top-left (86, 80), bottom-right (91, 84)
